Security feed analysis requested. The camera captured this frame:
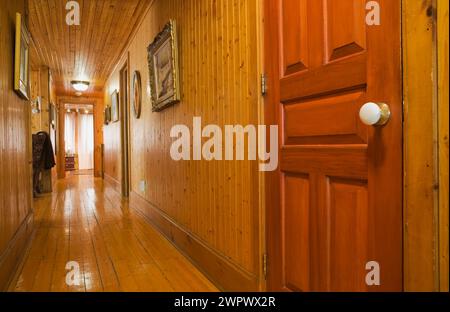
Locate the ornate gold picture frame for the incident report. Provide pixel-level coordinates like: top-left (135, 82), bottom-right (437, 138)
top-left (104, 106), bottom-right (111, 125)
top-left (132, 71), bottom-right (142, 118)
top-left (147, 20), bottom-right (180, 112)
top-left (111, 90), bottom-right (119, 122)
top-left (14, 12), bottom-right (31, 100)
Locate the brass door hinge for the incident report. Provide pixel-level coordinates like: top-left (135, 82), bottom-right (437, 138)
top-left (261, 74), bottom-right (267, 96)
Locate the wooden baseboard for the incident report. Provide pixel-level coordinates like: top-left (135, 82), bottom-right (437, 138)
top-left (0, 213), bottom-right (34, 291)
top-left (104, 174), bottom-right (121, 194)
top-left (130, 191), bottom-right (259, 291)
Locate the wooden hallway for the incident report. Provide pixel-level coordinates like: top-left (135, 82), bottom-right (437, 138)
top-left (8, 176), bottom-right (218, 292)
top-left (0, 0), bottom-right (448, 297)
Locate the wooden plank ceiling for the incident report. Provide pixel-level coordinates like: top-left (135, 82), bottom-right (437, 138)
top-left (28, 0), bottom-right (151, 97)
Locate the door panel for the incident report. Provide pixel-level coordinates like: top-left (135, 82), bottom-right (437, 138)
top-left (283, 174), bottom-right (311, 292)
top-left (324, 0), bottom-right (366, 62)
top-left (280, 56), bottom-right (367, 102)
top-left (284, 91), bottom-right (367, 145)
top-left (327, 178), bottom-right (369, 291)
top-left (281, 0), bottom-right (309, 75)
top-left (265, 0), bottom-right (403, 292)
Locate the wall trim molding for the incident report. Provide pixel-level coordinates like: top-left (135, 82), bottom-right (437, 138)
top-left (0, 213), bottom-right (34, 291)
top-left (129, 191), bottom-right (260, 292)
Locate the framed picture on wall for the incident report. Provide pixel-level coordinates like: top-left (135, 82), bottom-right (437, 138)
top-left (104, 106), bottom-right (111, 125)
top-left (14, 12), bottom-right (31, 100)
top-left (132, 71), bottom-right (142, 118)
top-left (111, 90), bottom-right (119, 122)
top-left (147, 20), bottom-right (180, 112)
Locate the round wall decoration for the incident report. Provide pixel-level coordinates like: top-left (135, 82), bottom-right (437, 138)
top-left (132, 70), bottom-right (142, 118)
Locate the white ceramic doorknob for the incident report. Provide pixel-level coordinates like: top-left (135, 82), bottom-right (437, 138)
top-left (359, 102), bottom-right (391, 126)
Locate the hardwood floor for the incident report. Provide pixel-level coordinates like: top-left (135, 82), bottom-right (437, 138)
top-left (9, 175), bottom-right (218, 292)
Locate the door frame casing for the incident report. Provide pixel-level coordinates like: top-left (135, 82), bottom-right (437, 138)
top-left (56, 97), bottom-right (102, 179)
top-left (119, 54), bottom-right (131, 198)
top-left (402, 0), bottom-right (449, 292)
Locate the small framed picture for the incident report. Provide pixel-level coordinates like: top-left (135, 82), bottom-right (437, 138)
top-left (132, 71), bottom-right (142, 118)
top-left (111, 90), bottom-right (119, 122)
top-left (147, 20), bottom-right (181, 112)
top-left (104, 106), bottom-right (111, 125)
top-left (14, 12), bottom-right (31, 100)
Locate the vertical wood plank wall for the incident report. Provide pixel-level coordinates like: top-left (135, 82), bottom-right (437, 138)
top-left (30, 70), bottom-right (42, 132)
top-left (0, 0), bottom-right (34, 290)
top-left (103, 0), bottom-right (263, 290)
top-left (104, 67), bottom-right (122, 187)
top-left (403, 0), bottom-right (449, 291)
top-left (30, 67), bottom-right (51, 133)
top-left (93, 98), bottom-right (105, 179)
top-left (403, 0), bottom-right (438, 292)
top-left (30, 67), bottom-right (58, 188)
top-left (437, 0), bottom-right (449, 292)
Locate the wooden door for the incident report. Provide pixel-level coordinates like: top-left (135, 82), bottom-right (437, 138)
top-left (265, 0), bottom-right (403, 291)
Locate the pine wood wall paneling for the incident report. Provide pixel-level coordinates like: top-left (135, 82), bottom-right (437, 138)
top-left (403, 0), bottom-right (449, 292)
top-left (30, 66), bottom-right (58, 190)
top-left (103, 65), bottom-right (122, 186)
top-left (403, 0), bottom-right (440, 291)
top-left (93, 98), bottom-right (105, 178)
top-left (57, 97), bottom-right (66, 179)
top-left (30, 69), bottom-right (41, 133)
top-left (30, 67), bottom-right (52, 134)
top-left (49, 70), bottom-right (58, 184)
top-left (103, 0), bottom-right (264, 290)
top-left (0, 0), bottom-right (34, 291)
top-left (437, 0), bottom-right (449, 292)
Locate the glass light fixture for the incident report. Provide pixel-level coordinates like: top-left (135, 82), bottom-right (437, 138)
top-left (71, 80), bottom-right (90, 92)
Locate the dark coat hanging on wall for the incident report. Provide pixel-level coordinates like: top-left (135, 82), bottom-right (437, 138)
top-left (32, 131), bottom-right (56, 195)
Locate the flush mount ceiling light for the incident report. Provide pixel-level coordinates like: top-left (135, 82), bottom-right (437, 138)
top-left (71, 80), bottom-right (90, 92)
